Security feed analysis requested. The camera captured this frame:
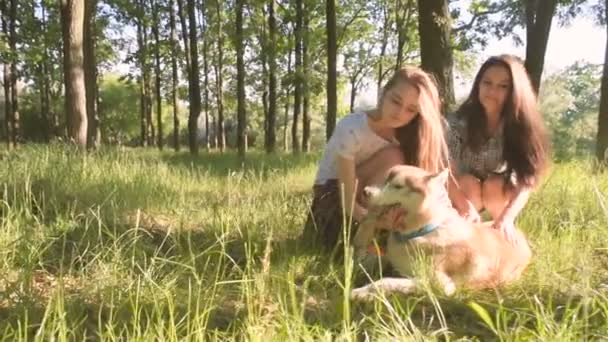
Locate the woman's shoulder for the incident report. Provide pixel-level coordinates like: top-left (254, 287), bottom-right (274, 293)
top-left (335, 112), bottom-right (368, 130)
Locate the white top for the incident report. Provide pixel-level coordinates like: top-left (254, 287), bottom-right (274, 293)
top-left (314, 112), bottom-right (398, 184)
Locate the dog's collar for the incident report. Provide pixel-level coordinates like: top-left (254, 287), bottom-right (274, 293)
top-left (392, 222), bottom-right (442, 243)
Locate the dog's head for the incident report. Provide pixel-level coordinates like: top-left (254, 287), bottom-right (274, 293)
top-left (364, 165), bottom-right (450, 219)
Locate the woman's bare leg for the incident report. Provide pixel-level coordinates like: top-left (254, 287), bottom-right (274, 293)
top-left (453, 174), bottom-right (483, 211)
top-left (356, 146), bottom-right (404, 193)
top-left (481, 175), bottom-right (514, 219)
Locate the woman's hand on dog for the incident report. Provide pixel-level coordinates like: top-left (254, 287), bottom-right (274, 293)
top-left (459, 200), bottom-right (481, 223)
top-left (492, 215), bottom-right (518, 245)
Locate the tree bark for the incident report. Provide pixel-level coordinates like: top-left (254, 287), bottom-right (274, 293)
top-left (61, 0), bottom-right (87, 147)
top-left (136, 14), bottom-right (147, 146)
top-left (84, 0), bottom-right (99, 149)
top-left (417, 0), bottom-right (454, 112)
top-left (302, 3), bottom-right (310, 153)
top-left (169, 0), bottom-right (180, 151)
top-left (597, 0), bottom-right (608, 163)
top-left (41, 1), bottom-right (52, 140)
top-left (215, 0), bottom-right (225, 151)
top-left (235, 0), bottom-right (246, 157)
top-left (292, 0), bottom-right (303, 153)
top-left (265, 0), bottom-right (277, 153)
top-left (1, 0), bottom-right (12, 148)
top-left (152, 0), bottom-right (163, 149)
top-left (524, 0), bottom-right (557, 93)
top-left (187, 0), bottom-right (201, 154)
top-left (377, 0), bottom-right (389, 99)
top-left (395, 0), bottom-right (414, 70)
top-left (8, 0), bottom-right (18, 146)
top-left (176, 0), bottom-right (191, 72)
top-left (326, 0), bottom-right (337, 140)
top-left (198, 0), bottom-right (210, 151)
top-left (283, 40), bottom-right (292, 152)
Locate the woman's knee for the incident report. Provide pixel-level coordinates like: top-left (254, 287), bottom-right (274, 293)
top-left (482, 175), bottom-right (511, 217)
top-left (455, 174), bottom-right (482, 209)
top-left (375, 146), bottom-right (405, 166)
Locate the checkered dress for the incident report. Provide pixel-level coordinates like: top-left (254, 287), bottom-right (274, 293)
top-left (446, 113), bottom-right (507, 180)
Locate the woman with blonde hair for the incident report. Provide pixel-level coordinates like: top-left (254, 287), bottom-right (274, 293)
top-left (303, 66), bottom-right (449, 250)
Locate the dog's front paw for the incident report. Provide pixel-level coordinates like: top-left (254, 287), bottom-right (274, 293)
top-left (350, 285), bottom-right (376, 302)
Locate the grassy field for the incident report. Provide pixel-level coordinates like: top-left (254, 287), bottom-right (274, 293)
top-left (1, 144), bottom-right (607, 340)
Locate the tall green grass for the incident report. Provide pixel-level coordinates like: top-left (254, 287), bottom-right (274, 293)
top-left (0, 144), bottom-right (607, 340)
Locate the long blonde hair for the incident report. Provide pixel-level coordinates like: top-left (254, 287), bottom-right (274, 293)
top-left (380, 66), bottom-right (448, 173)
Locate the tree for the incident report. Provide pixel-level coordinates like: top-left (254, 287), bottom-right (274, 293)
top-left (169, 0), bottom-right (180, 151)
top-left (1, 0), bottom-right (12, 148)
top-left (186, 0), bottom-right (201, 154)
top-left (524, 0), bottom-right (558, 93)
top-left (417, 0), bottom-right (454, 110)
top-left (265, 0), bottom-right (277, 153)
top-left (326, 0), bottom-right (337, 140)
top-left (235, 0), bottom-right (246, 157)
top-left (7, 0), bottom-right (18, 146)
top-left (61, 0), bottom-right (88, 147)
top-left (151, 0), bottom-right (163, 149)
top-left (84, 0), bottom-right (99, 149)
top-left (598, 0), bottom-right (608, 162)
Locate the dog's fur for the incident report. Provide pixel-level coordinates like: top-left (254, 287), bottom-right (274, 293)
top-left (351, 165), bottom-right (532, 300)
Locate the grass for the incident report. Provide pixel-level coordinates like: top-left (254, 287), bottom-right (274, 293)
top-left (0, 143), bottom-right (607, 340)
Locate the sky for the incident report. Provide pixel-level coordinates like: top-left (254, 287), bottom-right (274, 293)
top-left (357, 15), bottom-right (607, 108)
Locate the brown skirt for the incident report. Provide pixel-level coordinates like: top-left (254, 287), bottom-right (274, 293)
top-left (301, 180), bottom-right (358, 250)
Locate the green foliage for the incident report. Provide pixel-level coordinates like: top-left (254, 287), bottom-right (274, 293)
top-left (540, 62), bottom-right (602, 160)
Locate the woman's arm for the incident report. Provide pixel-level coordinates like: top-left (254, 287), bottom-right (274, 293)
top-left (447, 160), bottom-right (481, 221)
top-left (336, 155), bottom-right (367, 221)
top-left (498, 184), bottom-right (531, 223)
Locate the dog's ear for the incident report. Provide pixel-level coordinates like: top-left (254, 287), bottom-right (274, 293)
top-left (424, 168), bottom-right (449, 187)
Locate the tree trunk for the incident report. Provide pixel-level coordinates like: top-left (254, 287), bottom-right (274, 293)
top-left (136, 3), bottom-right (147, 146)
top-left (395, 0), bottom-right (413, 70)
top-left (187, 0), bottom-right (201, 155)
top-left (215, 0), bottom-right (225, 151)
top-left (326, 0), bottom-right (337, 140)
top-left (32, 1), bottom-right (49, 143)
top-left (301, 4), bottom-right (310, 153)
top-left (8, 0), bottom-right (18, 146)
top-left (41, 1), bottom-right (52, 140)
top-left (198, 0), bottom-right (210, 151)
top-left (1, 0), bottom-right (12, 148)
top-left (292, 0), bottom-right (303, 153)
top-left (524, 0), bottom-right (557, 94)
top-left (597, 0), bottom-right (608, 163)
top-left (61, 0), bottom-right (87, 147)
top-left (417, 0), bottom-right (454, 112)
top-left (349, 77), bottom-right (357, 113)
top-left (235, 0), bottom-right (246, 157)
top-left (84, 0), bottom-right (99, 149)
top-left (152, 0), bottom-right (163, 149)
top-left (266, 0), bottom-right (277, 153)
top-left (143, 17), bottom-right (154, 146)
top-left (169, 0), bottom-right (180, 151)
top-left (176, 0), bottom-right (191, 72)
top-left (377, 0), bottom-right (389, 98)
top-left (283, 42), bottom-right (292, 152)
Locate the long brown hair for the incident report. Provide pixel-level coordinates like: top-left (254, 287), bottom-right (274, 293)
top-left (457, 55), bottom-right (549, 187)
top-left (380, 66), bottom-right (448, 173)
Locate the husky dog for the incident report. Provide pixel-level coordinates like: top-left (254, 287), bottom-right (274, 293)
top-left (351, 165), bottom-right (532, 301)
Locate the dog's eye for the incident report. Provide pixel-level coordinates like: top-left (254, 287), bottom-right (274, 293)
top-left (391, 183), bottom-right (404, 189)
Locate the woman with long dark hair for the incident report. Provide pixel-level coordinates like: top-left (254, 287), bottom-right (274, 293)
top-left (447, 54), bottom-right (549, 242)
